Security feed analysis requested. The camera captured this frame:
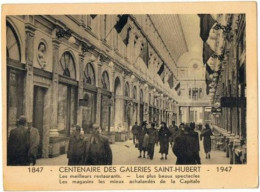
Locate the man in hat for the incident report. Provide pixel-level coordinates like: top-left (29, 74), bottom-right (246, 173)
top-left (67, 125), bottom-right (85, 165)
top-left (7, 115), bottom-right (30, 165)
top-left (131, 122), bottom-right (139, 145)
top-left (189, 122), bottom-right (201, 164)
top-left (27, 122), bottom-right (40, 165)
top-left (169, 121), bottom-right (179, 146)
top-left (147, 122), bottom-right (158, 160)
top-left (83, 125), bottom-right (112, 165)
top-left (173, 124), bottom-right (195, 165)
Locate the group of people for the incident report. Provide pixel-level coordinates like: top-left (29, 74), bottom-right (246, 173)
top-left (7, 116), bottom-right (40, 166)
top-left (132, 121), bottom-right (173, 161)
top-left (8, 115), bottom-right (213, 166)
top-left (67, 125), bottom-right (112, 165)
top-left (132, 120), bottom-right (214, 165)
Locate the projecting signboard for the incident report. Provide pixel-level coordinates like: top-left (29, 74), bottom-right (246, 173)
top-left (221, 97), bottom-right (246, 107)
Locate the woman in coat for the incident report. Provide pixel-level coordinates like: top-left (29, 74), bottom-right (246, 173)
top-left (200, 123), bottom-right (213, 159)
top-left (158, 122), bottom-right (171, 160)
top-left (137, 121), bottom-right (147, 158)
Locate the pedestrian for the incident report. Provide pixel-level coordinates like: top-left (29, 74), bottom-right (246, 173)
top-left (7, 115), bottom-right (30, 166)
top-left (200, 123), bottom-right (213, 159)
top-left (147, 122), bottom-right (158, 160)
top-left (173, 124), bottom-right (195, 165)
top-left (131, 122), bottom-right (139, 145)
top-left (158, 122), bottom-right (171, 160)
top-left (67, 125), bottom-right (85, 165)
top-left (27, 122), bottom-right (40, 166)
top-left (169, 121), bottom-right (179, 146)
top-left (189, 122), bottom-right (201, 164)
top-left (137, 121), bottom-right (147, 158)
top-left (83, 125), bottom-right (112, 165)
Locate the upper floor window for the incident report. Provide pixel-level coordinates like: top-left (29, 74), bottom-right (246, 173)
top-left (59, 51), bottom-right (76, 79)
top-left (6, 23), bottom-right (21, 61)
top-left (101, 71), bottom-right (110, 90)
top-left (84, 63), bottom-right (95, 86)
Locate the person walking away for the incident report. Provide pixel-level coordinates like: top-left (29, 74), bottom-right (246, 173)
top-left (131, 122), bottom-right (139, 145)
top-left (142, 132), bottom-right (149, 158)
top-left (84, 125), bottom-right (112, 165)
top-left (147, 122), bottom-right (158, 160)
top-left (27, 122), bottom-right (40, 165)
top-left (200, 123), bottom-right (213, 159)
top-left (158, 122), bottom-right (171, 160)
top-left (137, 121), bottom-right (147, 158)
top-left (173, 124), bottom-right (195, 165)
top-left (7, 116), bottom-right (29, 166)
top-left (189, 122), bottom-right (201, 164)
top-left (67, 125), bottom-right (85, 165)
top-left (169, 121), bottom-right (179, 146)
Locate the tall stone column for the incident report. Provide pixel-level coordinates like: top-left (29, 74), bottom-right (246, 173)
top-left (49, 35), bottom-right (61, 137)
top-left (95, 61), bottom-right (102, 127)
top-left (186, 106), bottom-right (190, 123)
top-left (77, 53), bottom-right (85, 127)
top-left (110, 68), bottom-right (115, 130)
top-left (122, 74), bottom-right (126, 127)
top-left (202, 106), bottom-right (205, 125)
top-left (24, 22), bottom-right (36, 122)
top-left (136, 81), bottom-right (140, 124)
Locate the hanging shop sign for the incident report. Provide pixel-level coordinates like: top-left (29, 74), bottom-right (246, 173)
top-left (221, 97), bottom-right (246, 107)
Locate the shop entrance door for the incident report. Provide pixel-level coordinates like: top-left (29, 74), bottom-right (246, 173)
top-left (33, 86), bottom-right (46, 158)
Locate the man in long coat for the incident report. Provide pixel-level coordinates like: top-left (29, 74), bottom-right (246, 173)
top-left (158, 122), bottom-right (171, 160)
top-left (83, 125), bottom-right (112, 165)
top-left (27, 122), bottom-right (40, 165)
top-left (147, 122), bottom-right (158, 160)
top-left (67, 125), bottom-right (85, 165)
top-left (7, 116), bottom-right (29, 166)
top-left (173, 124), bottom-right (195, 165)
top-left (189, 122), bottom-right (201, 164)
top-left (169, 121), bottom-right (179, 146)
top-left (131, 122), bottom-right (139, 144)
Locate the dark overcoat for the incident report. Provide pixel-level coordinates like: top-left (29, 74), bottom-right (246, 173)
top-left (137, 127), bottom-right (147, 151)
top-left (67, 134), bottom-right (85, 165)
top-left (200, 128), bottom-right (213, 153)
top-left (84, 134), bottom-right (112, 165)
top-left (7, 126), bottom-right (29, 166)
top-left (173, 133), bottom-right (195, 165)
top-left (158, 127), bottom-right (171, 154)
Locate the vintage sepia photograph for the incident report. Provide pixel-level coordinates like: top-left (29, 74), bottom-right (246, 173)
top-left (5, 13), bottom-right (247, 166)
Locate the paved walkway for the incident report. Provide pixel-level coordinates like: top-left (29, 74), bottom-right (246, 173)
top-left (37, 136), bottom-right (229, 165)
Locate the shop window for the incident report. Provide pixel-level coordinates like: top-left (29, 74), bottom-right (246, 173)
top-left (59, 51), bottom-right (76, 79)
top-left (82, 92), bottom-right (96, 134)
top-left (84, 63), bottom-right (96, 85)
top-left (7, 22), bottom-right (23, 134)
top-left (57, 84), bottom-right (77, 136)
top-left (101, 71), bottom-right (110, 90)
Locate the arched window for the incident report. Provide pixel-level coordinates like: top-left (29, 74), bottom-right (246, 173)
top-left (140, 89), bottom-right (143, 103)
top-left (101, 71), bottom-right (110, 90)
top-left (6, 22), bottom-right (21, 61)
top-left (124, 82), bottom-right (130, 97)
top-left (133, 86), bottom-right (137, 100)
top-left (59, 51), bottom-right (76, 79)
top-left (84, 63), bottom-right (95, 85)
